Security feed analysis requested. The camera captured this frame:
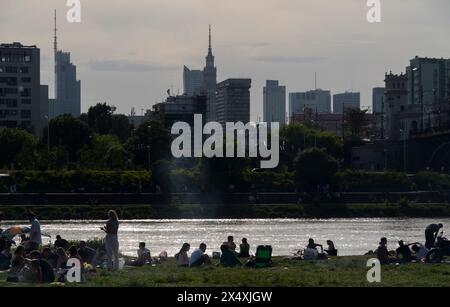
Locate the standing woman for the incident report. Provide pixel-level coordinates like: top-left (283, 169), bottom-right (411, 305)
top-left (101, 210), bottom-right (120, 271)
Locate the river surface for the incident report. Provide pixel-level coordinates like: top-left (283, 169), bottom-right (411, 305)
top-left (2, 218), bottom-right (449, 257)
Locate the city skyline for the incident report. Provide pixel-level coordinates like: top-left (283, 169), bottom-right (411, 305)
top-left (1, 0), bottom-right (450, 120)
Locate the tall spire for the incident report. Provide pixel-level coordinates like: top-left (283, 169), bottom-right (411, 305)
top-left (208, 25), bottom-right (212, 54)
top-left (54, 9), bottom-right (58, 99)
top-left (53, 9), bottom-right (58, 58)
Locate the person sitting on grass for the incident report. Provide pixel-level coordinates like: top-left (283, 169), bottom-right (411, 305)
top-left (126, 242), bottom-right (152, 267)
top-left (307, 238), bottom-right (323, 250)
top-left (18, 259), bottom-right (42, 284)
top-left (325, 240), bottom-right (338, 257)
top-left (54, 235), bottom-right (70, 250)
top-left (78, 241), bottom-right (96, 264)
top-left (175, 243), bottom-right (190, 267)
top-left (411, 243), bottom-right (429, 262)
top-left (238, 238), bottom-right (250, 258)
top-left (189, 243), bottom-right (212, 268)
top-left (225, 236), bottom-right (237, 252)
top-left (0, 240), bottom-right (12, 270)
top-left (68, 245), bottom-right (84, 266)
top-left (29, 250), bottom-right (55, 283)
top-left (42, 247), bottom-right (59, 269)
top-left (7, 245), bottom-right (26, 282)
top-left (396, 241), bottom-right (414, 263)
top-left (220, 244), bottom-right (241, 267)
top-left (56, 247), bottom-right (69, 271)
top-left (376, 238), bottom-right (396, 265)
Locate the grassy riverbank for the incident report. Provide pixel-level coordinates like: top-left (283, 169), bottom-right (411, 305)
top-left (1, 257), bottom-right (450, 287)
top-left (1, 203), bottom-right (450, 220)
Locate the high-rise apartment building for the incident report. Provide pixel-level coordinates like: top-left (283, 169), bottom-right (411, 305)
top-left (263, 80), bottom-right (286, 125)
top-left (0, 43), bottom-right (48, 134)
top-left (215, 79), bottom-right (251, 125)
top-left (289, 89), bottom-right (331, 117)
top-left (183, 66), bottom-right (204, 97)
top-left (333, 92), bottom-right (360, 114)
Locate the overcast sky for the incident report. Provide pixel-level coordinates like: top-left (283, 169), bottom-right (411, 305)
top-left (1, 0), bottom-right (450, 119)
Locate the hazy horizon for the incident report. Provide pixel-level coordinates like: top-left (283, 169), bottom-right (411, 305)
top-left (1, 0), bottom-right (450, 120)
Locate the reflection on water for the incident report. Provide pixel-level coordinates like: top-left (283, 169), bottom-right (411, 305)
top-left (3, 218), bottom-right (449, 256)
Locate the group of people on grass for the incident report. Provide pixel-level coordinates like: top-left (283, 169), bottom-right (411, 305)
top-left (374, 223), bottom-right (444, 264)
top-left (172, 236), bottom-right (250, 268)
top-left (0, 210), bottom-right (120, 283)
top-left (1, 209), bottom-right (447, 283)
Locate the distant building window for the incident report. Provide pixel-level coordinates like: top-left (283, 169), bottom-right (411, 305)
top-left (20, 88), bottom-right (31, 97)
top-left (0, 120), bottom-right (17, 128)
top-left (24, 55), bottom-right (31, 63)
top-left (0, 67), bottom-right (3, 73)
top-left (5, 66), bottom-right (18, 73)
top-left (20, 110), bottom-right (31, 119)
top-left (21, 121), bottom-right (32, 128)
top-left (21, 77), bottom-right (31, 83)
top-left (4, 88), bottom-right (18, 95)
top-left (20, 67), bottom-right (29, 73)
top-left (21, 99), bottom-right (31, 104)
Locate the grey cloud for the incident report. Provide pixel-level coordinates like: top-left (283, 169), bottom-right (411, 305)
top-left (85, 59), bottom-right (179, 72)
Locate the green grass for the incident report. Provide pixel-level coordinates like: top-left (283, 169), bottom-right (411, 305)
top-left (2, 257), bottom-right (450, 287)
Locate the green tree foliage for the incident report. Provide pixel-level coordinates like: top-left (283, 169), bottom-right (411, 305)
top-left (294, 148), bottom-right (338, 192)
top-left (342, 108), bottom-right (370, 140)
top-left (126, 120), bottom-right (171, 169)
top-left (0, 128), bottom-right (38, 170)
top-left (78, 134), bottom-right (129, 170)
top-left (280, 124), bottom-right (343, 169)
top-left (86, 103), bottom-right (132, 142)
top-left (47, 115), bottom-right (92, 161)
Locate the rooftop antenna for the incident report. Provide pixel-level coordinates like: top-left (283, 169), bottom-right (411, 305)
top-left (314, 72), bottom-right (317, 90)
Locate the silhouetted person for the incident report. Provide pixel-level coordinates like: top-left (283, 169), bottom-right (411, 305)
top-left (325, 240), bottom-right (338, 256)
top-left (238, 238), bottom-right (250, 258)
top-left (54, 235), bottom-right (69, 250)
top-left (425, 223), bottom-right (443, 249)
top-left (396, 240), bottom-right (413, 262)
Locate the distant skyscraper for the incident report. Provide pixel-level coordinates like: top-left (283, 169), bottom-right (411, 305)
top-left (0, 42), bottom-right (48, 135)
top-left (333, 92), bottom-right (360, 114)
top-left (406, 56), bottom-right (450, 106)
top-left (183, 66), bottom-right (204, 96)
top-left (215, 79), bottom-right (251, 125)
top-left (203, 25), bottom-right (217, 122)
top-left (289, 89), bottom-right (331, 117)
top-left (49, 10), bottom-right (81, 119)
top-left (372, 87), bottom-right (385, 114)
top-left (263, 80), bottom-right (286, 125)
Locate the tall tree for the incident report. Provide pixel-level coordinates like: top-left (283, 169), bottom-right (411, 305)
top-left (0, 128), bottom-right (38, 169)
top-left (294, 148), bottom-right (338, 192)
top-left (47, 115), bottom-right (92, 161)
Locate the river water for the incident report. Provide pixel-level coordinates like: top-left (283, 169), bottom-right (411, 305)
top-left (2, 218), bottom-right (449, 257)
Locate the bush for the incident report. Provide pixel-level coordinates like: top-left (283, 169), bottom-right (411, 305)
top-left (7, 171), bottom-right (152, 193)
top-left (334, 170), bottom-right (412, 192)
top-left (414, 172), bottom-right (450, 190)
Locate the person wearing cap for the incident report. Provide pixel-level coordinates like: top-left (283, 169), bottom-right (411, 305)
top-left (425, 223), bottom-right (444, 249)
top-left (28, 212), bottom-right (42, 250)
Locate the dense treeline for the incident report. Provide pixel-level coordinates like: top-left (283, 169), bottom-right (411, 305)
top-left (0, 103), bottom-right (448, 194)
